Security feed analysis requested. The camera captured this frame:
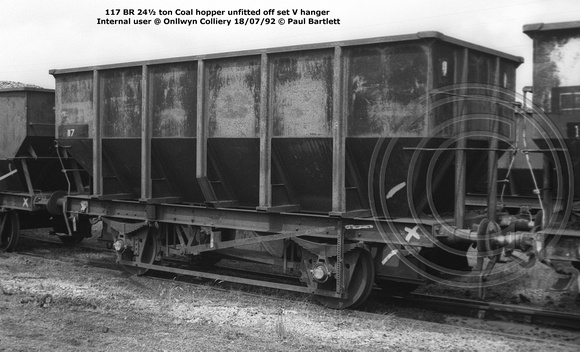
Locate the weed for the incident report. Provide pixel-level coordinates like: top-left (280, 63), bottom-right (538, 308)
top-left (275, 307), bottom-right (291, 341)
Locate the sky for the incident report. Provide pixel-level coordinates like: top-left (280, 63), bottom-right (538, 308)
top-left (1, 0), bottom-right (579, 92)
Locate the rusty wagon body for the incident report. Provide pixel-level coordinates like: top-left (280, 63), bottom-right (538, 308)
top-left (14, 27), bottom-right (580, 308)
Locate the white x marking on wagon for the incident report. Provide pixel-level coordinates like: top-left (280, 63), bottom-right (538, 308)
top-left (404, 225), bottom-right (420, 242)
top-left (22, 198), bottom-right (29, 207)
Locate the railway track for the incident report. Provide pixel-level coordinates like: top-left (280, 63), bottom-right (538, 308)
top-left (142, 271), bottom-right (580, 349)
top-left (385, 293), bottom-right (580, 330)
top-left (18, 231), bottom-right (110, 251)
top-left (208, 264), bottom-right (580, 330)
top-left (13, 232), bottom-right (580, 333)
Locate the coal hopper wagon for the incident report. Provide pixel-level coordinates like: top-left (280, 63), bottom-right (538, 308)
top-left (516, 21), bottom-right (580, 292)
top-left (0, 87), bottom-right (90, 251)
top-left (42, 31), bottom-right (543, 308)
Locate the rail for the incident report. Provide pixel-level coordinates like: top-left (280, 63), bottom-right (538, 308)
top-left (391, 293), bottom-right (580, 330)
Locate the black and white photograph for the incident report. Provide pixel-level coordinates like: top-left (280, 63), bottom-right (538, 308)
top-left (1, 1), bottom-right (580, 350)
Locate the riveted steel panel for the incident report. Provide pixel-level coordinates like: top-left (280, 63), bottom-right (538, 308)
top-left (201, 57), bottom-right (261, 206)
top-left (0, 89), bottom-right (55, 158)
top-left (268, 50), bottom-right (334, 212)
top-left (432, 43), bottom-right (518, 137)
top-left (149, 62), bottom-right (202, 201)
top-left (55, 72), bottom-right (94, 138)
top-left (54, 73), bottom-right (95, 183)
top-left (26, 91), bottom-right (55, 137)
top-left (273, 138), bottom-right (333, 212)
top-left (95, 67), bottom-right (143, 196)
top-left (101, 67), bottom-right (142, 138)
top-left (150, 138), bottom-right (204, 202)
top-left (346, 43), bottom-right (428, 137)
top-left (151, 62), bottom-right (197, 137)
top-left (208, 138), bottom-right (260, 206)
top-left (464, 50), bottom-right (515, 138)
top-left (271, 50), bottom-right (334, 137)
top-left (205, 57), bottom-right (260, 138)
top-left (102, 138), bottom-right (141, 196)
top-left (0, 91), bottom-right (28, 160)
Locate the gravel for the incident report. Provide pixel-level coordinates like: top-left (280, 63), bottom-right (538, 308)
top-left (1, 240), bottom-right (579, 352)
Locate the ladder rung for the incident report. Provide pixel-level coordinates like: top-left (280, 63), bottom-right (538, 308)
top-left (62, 169), bottom-right (85, 172)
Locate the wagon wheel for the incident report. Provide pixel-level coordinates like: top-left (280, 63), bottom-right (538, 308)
top-left (313, 248), bottom-right (375, 309)
top-left (0, 211), bottom-right (20, 252)
top-left (117, 227), bottom-right (159, 275)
